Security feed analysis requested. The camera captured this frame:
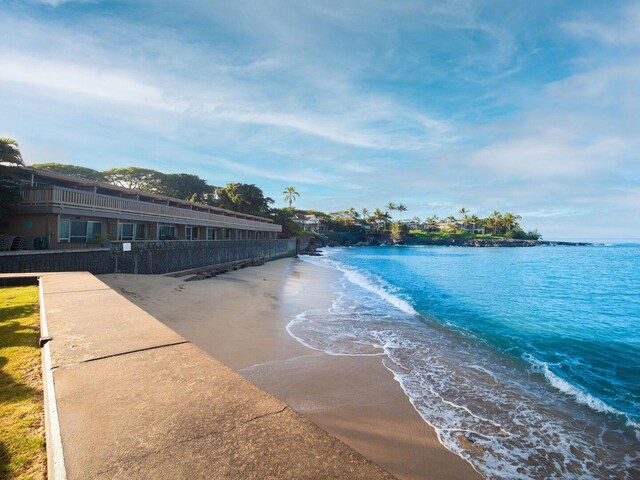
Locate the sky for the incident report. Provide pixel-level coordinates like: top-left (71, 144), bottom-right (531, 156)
top-left (1, 0), bottom-right (639, 241)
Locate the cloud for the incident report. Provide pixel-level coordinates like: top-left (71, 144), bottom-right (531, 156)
top-left (0, 53), bottom-right (180, 111)
top-left (206, 156), bottom-right (338, 186)
top-left (564, 4), bottom-right (640, 46)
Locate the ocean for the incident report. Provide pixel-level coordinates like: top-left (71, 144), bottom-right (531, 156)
top-left (287, 245), bottom-right (640, 479)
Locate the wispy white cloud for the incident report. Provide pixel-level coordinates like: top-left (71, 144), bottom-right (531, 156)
top-left (206, 156), bottom-right (337, 186)
top-left (1, 1), bottom-right (639, 240)
top-left (563, 4), bottom-right (640, 46)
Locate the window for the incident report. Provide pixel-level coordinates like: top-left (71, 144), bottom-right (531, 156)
top-left (119, 223), bottom-right (134, 241)
top-left (134, 224), bottom-right (145, 240)
top-left (59, 219), bottom-right (101, 243)
top-left (224, 228), bottom-right (231, 240)
top-left (185, 226), bottom-right (199, 241)
top-left (159, 225), bottom-right (176, 240)
top-left (206, 228), bottom-right (216, 240)
top-left (119, 223), bottom-right (145, 241)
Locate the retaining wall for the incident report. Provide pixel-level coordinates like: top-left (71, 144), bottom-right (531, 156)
top-left (0, 248), bottom-right (111, 274)
top-left (111, 239), bottom-right (297, 274)
top-left (0, 239), bottom-right (297, 275)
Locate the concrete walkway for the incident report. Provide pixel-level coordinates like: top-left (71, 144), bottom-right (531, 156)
top-left (38, 272), bottom-right (395, 479)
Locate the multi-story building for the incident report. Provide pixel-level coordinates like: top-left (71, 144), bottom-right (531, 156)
top-left (2, 167), bottom-right (281, 250)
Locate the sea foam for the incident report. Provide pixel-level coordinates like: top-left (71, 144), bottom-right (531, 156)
top-left (287, 249), bottom-right (639, 479)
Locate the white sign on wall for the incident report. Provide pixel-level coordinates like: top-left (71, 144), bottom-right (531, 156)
top-left (122, 243), bottom-right (132, 252)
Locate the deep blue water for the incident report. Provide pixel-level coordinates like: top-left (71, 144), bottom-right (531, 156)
top-left (289, 245), bottom-right (640, 479)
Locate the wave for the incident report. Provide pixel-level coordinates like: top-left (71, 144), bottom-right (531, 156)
top-left (304, 252), bottom-right (418, 316)
top-left (525, 354), bottom-right (640, 438)
top-left (291, 253), bottom-right (639, 479)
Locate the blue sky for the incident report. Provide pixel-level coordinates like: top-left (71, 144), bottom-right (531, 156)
top-left (1, 0), bottom-right (638, 241)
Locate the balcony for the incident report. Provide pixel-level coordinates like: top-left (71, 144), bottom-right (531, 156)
top-left (17, 186), bottom-right (281, 232)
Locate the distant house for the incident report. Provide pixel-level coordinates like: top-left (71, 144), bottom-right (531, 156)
top-left (1, 167), bottom-right (282, 250)
top-left (433, 220), bottom-right (485, 235)
top-left (401, 219), bottom-right (420, 230)
top-left (293, 213), bottom-right (329, 234)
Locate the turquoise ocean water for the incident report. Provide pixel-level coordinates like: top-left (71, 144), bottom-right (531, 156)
top-left (288, 245), bottom-right (640, 479)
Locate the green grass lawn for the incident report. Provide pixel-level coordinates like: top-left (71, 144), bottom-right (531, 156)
top-left (0, 286), bottom-right (46, 480)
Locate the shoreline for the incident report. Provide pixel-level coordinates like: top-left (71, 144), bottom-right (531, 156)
top-left (100, 258), bottom-right (481, 480)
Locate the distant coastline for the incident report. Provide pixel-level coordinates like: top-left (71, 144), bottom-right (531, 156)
top-left (299, 233), bottom-right (592, 253)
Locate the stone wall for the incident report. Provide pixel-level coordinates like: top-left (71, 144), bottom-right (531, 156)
top-left (0, 240), bottom-right (297, 275)
top-left (110, 239), bottom-right (297, 274)
top-left (0, 248), bottom-right (111, 274)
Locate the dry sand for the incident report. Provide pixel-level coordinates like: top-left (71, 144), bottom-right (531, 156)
top-left (100, 257), bottom-right (481, 480)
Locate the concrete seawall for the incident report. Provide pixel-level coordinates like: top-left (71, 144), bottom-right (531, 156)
top-left (18, 272), bottom-right (395, 479)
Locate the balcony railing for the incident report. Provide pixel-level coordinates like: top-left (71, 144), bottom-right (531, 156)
top-left (19, 186), bottom-right (281, 232)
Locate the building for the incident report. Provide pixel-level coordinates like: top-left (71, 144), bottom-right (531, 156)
top-left (293, 213), bottom-right (330, 234)
top-left (1, 167), bottom-right (281, 250)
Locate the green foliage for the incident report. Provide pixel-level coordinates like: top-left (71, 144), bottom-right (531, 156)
top-left (213, 183), bottom-right (274, 216)
top-left (162, 173), bottom-right (213, 201)
top-left (31, 163), bottom-right (104, 181)
top-left (102, 167), bottom-right (166, 193)
top-left (0, 286), bottom-right (46, 479)
top-left (0, 139), bottom-right (25, 219)
top-left (391, 221), bottom-right (408, 241)
top-left (0, 138), bottom-right (24, 166)
top-left (0, 172), bottom-right (23, 220)
top-left (270, 208), bottom-right (302, 237)
top-left (283, 186), bottom-right (300, 208)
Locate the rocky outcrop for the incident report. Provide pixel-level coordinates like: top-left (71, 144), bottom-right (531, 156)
top-left (295, 233), bottom-right (592, 253)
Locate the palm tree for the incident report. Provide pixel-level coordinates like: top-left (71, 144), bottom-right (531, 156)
top-left (361, 208), bottom-right (369, 222)
top-left (372, 208), bottom-right (385, 232)
top-left (458, 207), bottom-right (469, 231)
top-left (396, 203), bottom-right (407, 221)
top-left (427, 215), bottom-right (439, 231)
top-left (0, 138), bottom-right (24, 166)
top-left (283, 186), bottom-right (299, 208)
top-left (488, 210), bottom-right (502, 235)
top-left (386, 202), bottom-right (397, 215)
top-left (503, 213), bottom-right (522, 233)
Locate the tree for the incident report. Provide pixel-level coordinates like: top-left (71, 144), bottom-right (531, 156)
top-left (31, 163), bottom-right (104, 181)
top-left (427, 215), bottom-right (439, 231)
top-left (214, 183), bottom-right (274, 216)
top-left (270, 208), bottom-right (301, 237)
top-left (396, 203), bottom-right (407, 221)
top-left (0, 138), bottom-right (24, 220)
top-left (486, 210), bottom-right (503, 235)
top-left (386, 202), bottom-right (397, 218)
top-left (458, 208), bottom-right (469, 229)
top-left (0, 138), bottom-right (24, 166)
top-left (502, 212), bottom-right (522, 233)
top-left (102, 167), bottom-right (166, 193)
top-left (361, 208), bottom-right (369, 222)
top-left (372, 208), bottom-right (385, 232)
top-left (283, 186), bottom-right (300, 208)
top-left (390, 221), bottom-right (407, 243)
top-left (161, 173), bottom-right (210, 201)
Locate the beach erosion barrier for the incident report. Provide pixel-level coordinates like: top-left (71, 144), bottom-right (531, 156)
top-left (0, 239), bottom-right (296, 275)
top-left (110, 239), bottom-right (297, 274)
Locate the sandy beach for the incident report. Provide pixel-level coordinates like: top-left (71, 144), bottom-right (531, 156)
top-left (101, 257), bottom-right (481, 480)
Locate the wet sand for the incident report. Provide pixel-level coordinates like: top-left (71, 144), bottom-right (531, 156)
top-left (100, 257), bottom-right (481, 480)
